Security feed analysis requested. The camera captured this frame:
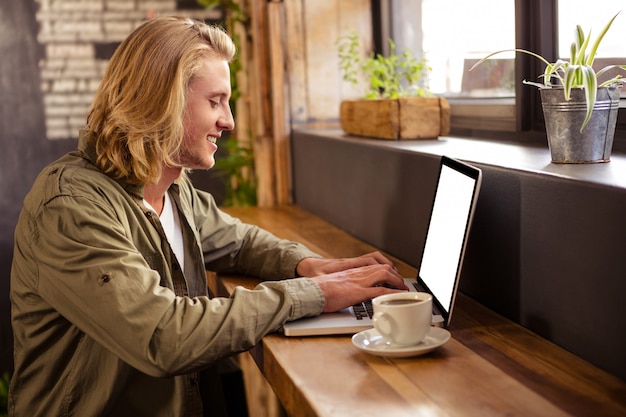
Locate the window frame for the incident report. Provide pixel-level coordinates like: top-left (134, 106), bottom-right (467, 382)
top-left (375, 0), bottom-right (626, 150)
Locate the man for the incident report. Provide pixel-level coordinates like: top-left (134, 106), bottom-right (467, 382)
top-left (9, 16), bottom-right (406, 416)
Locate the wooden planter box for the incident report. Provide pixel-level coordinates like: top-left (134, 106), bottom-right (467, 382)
top-left (339, 96), bottom-right (450, 140)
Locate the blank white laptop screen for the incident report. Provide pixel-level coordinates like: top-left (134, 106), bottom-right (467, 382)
top-left (419, 162), bottom-right (478, 317)
top-left (282, 156), bottom-right (482, 336)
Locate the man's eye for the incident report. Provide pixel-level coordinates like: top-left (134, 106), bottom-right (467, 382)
top-left (210, 100), bottom-right (220, 108)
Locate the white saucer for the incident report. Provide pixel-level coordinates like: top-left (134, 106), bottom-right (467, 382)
top-left (352, 327), bottom-right (451, 358)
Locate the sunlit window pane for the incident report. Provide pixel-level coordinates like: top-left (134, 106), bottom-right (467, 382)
top-left (421, 0), bottom-right (515, 98)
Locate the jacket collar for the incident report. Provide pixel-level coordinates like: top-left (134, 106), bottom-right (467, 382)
top-left (77, 129), bottom-right (145, 200)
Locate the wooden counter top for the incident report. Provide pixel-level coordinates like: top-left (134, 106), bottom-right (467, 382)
top-left (215, 205), bottom-right (626, 417)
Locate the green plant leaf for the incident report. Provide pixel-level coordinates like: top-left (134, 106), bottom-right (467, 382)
top-left (597, 65), bottom-right (626, 88)
top-left (336, 31), bottom-right (362, 86)
top-left (563, 65), bottom-right (578, 100)
top-left (596, 65), bottom-right (626, 79)
top-left (569, 41), bottom-right (577, 66)
top-left (574, 25), bottom-right (584, 51)
top-left (0, 372), bottom-right (9, 414)
top-left (212, 137), bottom-right (257, 207)
top-left (547, 60), bottom-right (567, 86)
top-left (580, 65), bottom-right (597, 131)
top-left (337, 30), bottom-right (430, 99)
top-left (470, 49), bottom-right (552, 75)
top-left (522, 80), bottom-right (545, 88)
top-left (586, 11), bottom-right (620, 66)
top-left (573, 26), bottom-right (590, 65)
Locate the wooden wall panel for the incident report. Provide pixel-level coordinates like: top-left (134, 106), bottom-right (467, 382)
top-left (268, 1), bottom-right (291, 204)
top-left (246, 0), bottom-right (276, 206)
top-left (284, 0), bottom-right (308, 125)
top-left (239, 0), bottom-right (372, 205)
top-left (302, 0), bottom-right (343, 120)
top-left (298, 0), bottom-right (372, 122)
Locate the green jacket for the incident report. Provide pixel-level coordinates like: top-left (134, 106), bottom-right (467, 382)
top-left (9, 134), bottom-right (324, 416)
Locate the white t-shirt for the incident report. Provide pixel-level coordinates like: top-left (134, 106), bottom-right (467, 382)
top-left (144, 192), bottom-right (185, 271)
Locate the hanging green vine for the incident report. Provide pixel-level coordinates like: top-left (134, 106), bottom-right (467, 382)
top-left (197, 0), bottom-right (257, 206)
top-left (0, 371), bottom-right (9, 417)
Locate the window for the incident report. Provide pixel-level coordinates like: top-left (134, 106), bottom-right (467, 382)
top-left (422, 0), bottom-right (515, 99)
top-left (379, 0), bottom-right (626, 146)
top-left (557, 1), bottom-right (623, 58)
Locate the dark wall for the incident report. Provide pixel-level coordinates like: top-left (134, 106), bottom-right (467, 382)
top-left (292, 129), bottom-right (626, 382)
top-left (0, 0), bottom-right (76, 373)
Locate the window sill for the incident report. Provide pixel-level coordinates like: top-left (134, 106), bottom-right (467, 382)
top-left (448, 97), bottom-right (516, 132)
top-left (295, 128), bottom-right (626, 191)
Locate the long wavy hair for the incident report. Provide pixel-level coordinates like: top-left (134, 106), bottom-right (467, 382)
top-left (85, 16), bottom-right (236, 185)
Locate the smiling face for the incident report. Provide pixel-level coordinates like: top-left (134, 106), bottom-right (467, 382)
top-left (177, 56), bottom-right (234, 170)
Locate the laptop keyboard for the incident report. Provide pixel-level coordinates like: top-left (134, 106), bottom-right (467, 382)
top-left (352, 282), bottom-right (422, 320)
top-left (352, 300), bottom-right (373, 320)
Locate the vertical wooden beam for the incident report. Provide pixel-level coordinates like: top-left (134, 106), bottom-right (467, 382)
top-left (284, 0), bottom-right (307, 126)
top-left (240, 353), bottom-right (286, 417)
top-left (268, 1), bottom-right (292, 204)
top-left (246, 0), bottom-right (277, 207)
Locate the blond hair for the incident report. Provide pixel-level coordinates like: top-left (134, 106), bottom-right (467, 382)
top-left (86, 16), bottom-right (236, 185)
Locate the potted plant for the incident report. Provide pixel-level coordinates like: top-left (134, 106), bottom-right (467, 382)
top-left (471, 12), bottom-right (626, 163)
top-left (337, 31), bottom-right (450, 140)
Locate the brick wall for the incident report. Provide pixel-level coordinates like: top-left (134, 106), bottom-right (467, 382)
top-left (35, 0), bottom-right (222, 140)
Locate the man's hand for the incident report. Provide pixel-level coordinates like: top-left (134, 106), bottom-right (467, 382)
top-left (309, 264), bottom-right (408, 313)
top-left (296, 251), bottom-right (398, 277)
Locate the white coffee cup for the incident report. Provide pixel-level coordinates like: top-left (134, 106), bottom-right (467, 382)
top-left (372, 292), bottom-right (433, 346)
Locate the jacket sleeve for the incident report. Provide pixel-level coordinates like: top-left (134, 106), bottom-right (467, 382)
top-left (183, 182), bottom-right (323, 279)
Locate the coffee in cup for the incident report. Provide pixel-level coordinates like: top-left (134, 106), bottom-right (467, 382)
top-left (372, 292), bottom-right (432, 346)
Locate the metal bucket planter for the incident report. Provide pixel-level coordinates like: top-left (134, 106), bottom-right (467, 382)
top-left (540, 86), bottom-right (621, 163)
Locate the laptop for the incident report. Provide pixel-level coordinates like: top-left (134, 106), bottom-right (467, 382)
top-left (283, 156), bottom-right (482, 336)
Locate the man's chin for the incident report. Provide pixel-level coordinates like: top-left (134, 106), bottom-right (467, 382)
top-left (182, 160), bottom-right (215, 171)
top-left (202, 160), bottom-right (216, 170)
